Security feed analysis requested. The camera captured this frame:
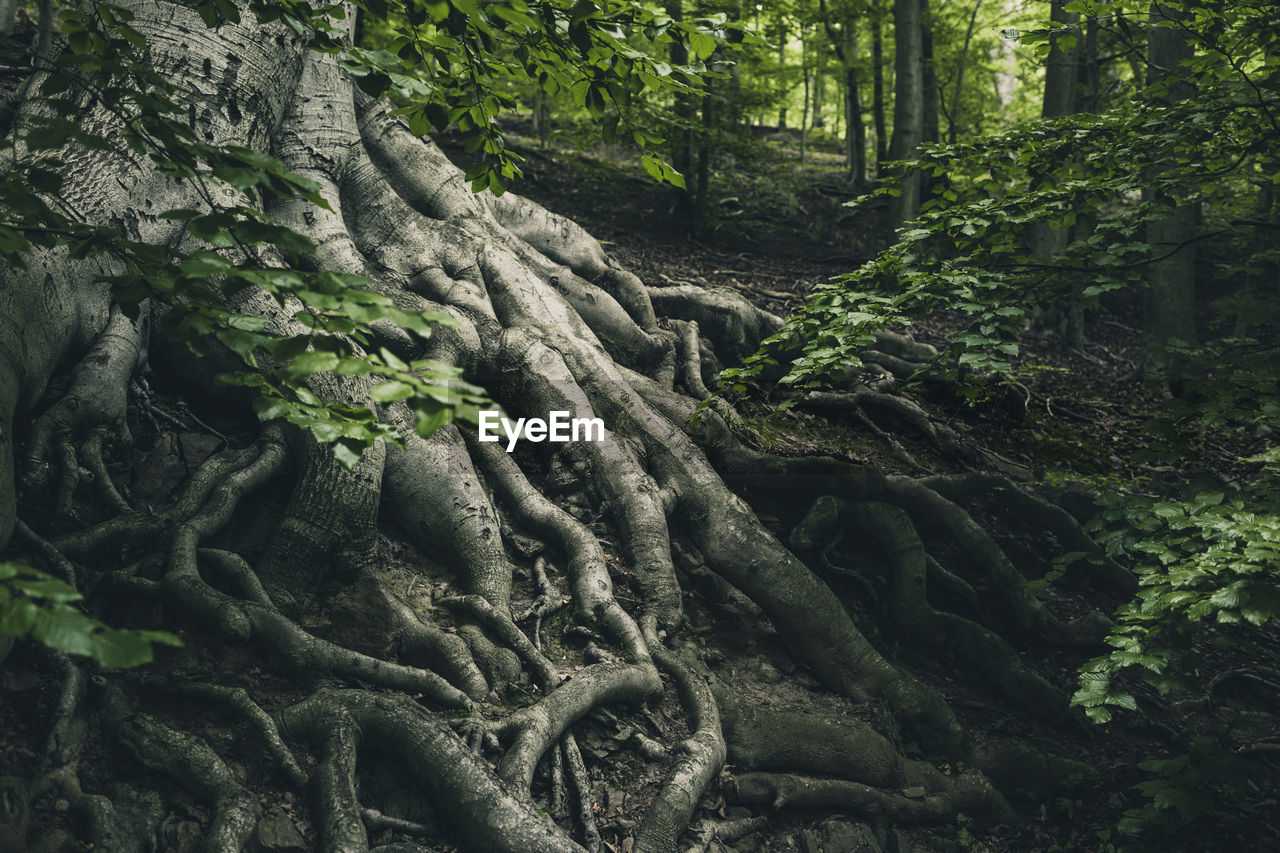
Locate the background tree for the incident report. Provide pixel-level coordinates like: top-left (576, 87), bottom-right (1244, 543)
top-left (818, 0), bottom-right (868, 184)
top-left (1141, 0), bottom-right (1197, 381)
top-left (887, 0), bottom-right (925, 226)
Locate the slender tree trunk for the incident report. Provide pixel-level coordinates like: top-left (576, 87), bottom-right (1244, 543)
top-left (1143, 0), bottom-right (1198, 382)
top-left (1031, 0), bottom-right (1084, 343)
top-left (1042, 0), bottom-right (1082, 120)
top-left (813, 67), bottom-right (826, 128)
top-left (667, 0), bottom-right (696, 224)
top-left (946, 0), bottom-right (984, 144)
top-left (921, 0), bottom-right (939, 145)
top-left (696, 78), bottom-right (713, 233)
top-left (847, 65), bottom-right (867, 184)
top-left (872, 0), bottom-right (888, 168)
top-left (532, 86), bottom-right (552, 149)
top-left (778, 22), bottom-right (789, 129)
top-left (800, 24), bottom-right (811, 164)
top-left (819, 0), bottom-right (867, 184)
top-left (889, 0), bottom-right (925, 227)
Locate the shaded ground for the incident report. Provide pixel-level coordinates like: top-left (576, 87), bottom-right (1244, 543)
top-left (2, 118), bottom-right (1274, 853)
top-left (428, 125), bottom-right (1263, 852)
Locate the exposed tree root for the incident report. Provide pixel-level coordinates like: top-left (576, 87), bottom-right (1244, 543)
top-left (733, 770), bottom-right (1008, 825)
top-left (0, 10), bottom-right (1133, 850)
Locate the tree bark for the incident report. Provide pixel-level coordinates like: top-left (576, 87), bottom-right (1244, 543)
top-left (1142, 0), bottom-right (1198, 381)
top-left (872, 0), bottom-right (889, 168)
top-left (889, 0), bottom-right (926, 227)
top-left (818, 0), bottom-right (867, 183)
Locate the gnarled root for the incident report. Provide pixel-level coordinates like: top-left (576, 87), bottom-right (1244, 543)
top-left (280, 690), bottom-right (587, 853)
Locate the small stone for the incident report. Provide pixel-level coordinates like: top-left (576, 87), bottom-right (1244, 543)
top-left (901, 786), bottom-right (926, 799)
top-left (821, 819), bottom-right (882, 853)
top-left (757, 663), bottom-right (783, 684)
top-left (254, 806), bottom-right (306, 852)
top-left (606, 788), bottom-right (627, 812)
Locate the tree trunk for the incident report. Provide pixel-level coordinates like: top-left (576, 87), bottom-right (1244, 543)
top-left (0, 3), bottom-right (1123, 852)
top-left (921, 0), bottom-right (939, 146)
top-left (818, 0), bottom-right (867, 184)
top-left (1041, 0), bottom-right (1082, 120)
top-left (1031, 0), bottom-right (1085, 344)
top-left (872, 0), bottom-right (888, 168)
top-left (813, 66), bottom-right (826, 129)
top-left (1142, 0), bottom-right (1198, 381)
top-left (667, 0), bottom-right (696, 223)
top-left (800, 23), bottom-right (811, 164)
top-left (945, 0), bottom-right (984, 144)
top-left (889, 0), bottom-right (926, 227)
top-left (847, 64), bottom-right (868, 184)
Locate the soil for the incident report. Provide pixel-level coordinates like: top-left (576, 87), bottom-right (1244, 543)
top-left (2, 119), bottom-right (1275, 853)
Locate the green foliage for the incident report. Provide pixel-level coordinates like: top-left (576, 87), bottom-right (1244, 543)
top-left (1060, 330), bottom-right (1280, 841)
top-left (1, 0), bottom-right (725, 470)
top-left (729, 0), bottom-right (1278, 395)
top-left (0, 562), bottom-right (181, 668)
top-left (1074, 489), bottom-right (1280, 720)
top-left (720, 2), bottom-right (1280, 844)
top-left (1118, 739), bottom-right (1257, 839)
top-left (339, 0), bottom-right (744, 193)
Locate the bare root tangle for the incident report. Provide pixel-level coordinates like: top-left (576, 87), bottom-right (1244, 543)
top-left (801, 390), bottom-right (1030, 479)
top-left (633, 638), bottom-right (726, 853)
top-left (102, 686), bottom-right (260, 851)
top-left (0, 9), bottom-right (1135, 851)
top-left (792, 497), bottom-right (1073, 723)
top-left (883, 476), bottom-right (1113, 645)
top-left (919, 472), bottom-right (1136, 594)
top-left (280, 690), bottom-right (587, 853)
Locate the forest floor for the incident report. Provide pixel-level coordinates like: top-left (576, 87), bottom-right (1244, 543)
top-left (432, 122), bottom-right (1274, 852)
top-left (2, 122), bottom-right (1272, 853)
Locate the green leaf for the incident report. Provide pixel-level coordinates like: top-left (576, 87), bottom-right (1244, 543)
top-left (370, 380), bottom-right (414, 402)
top-left (332, 438), bottom-right (364, 470)
top-left (287, 350), bottom-right (340, 379)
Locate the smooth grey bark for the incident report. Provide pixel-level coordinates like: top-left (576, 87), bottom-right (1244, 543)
top-left (1042, 0), bottom-right (1082, 120)
top-left (1030, 0), bottom-right (1085, 344)
top-left (872, 0), bottom-right (888, 167)
top-left (888, 0), bottom-right (925, 227)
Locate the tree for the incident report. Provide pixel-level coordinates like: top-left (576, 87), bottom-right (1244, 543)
top-left (1029, 0), bottom-right (1085, 344)
top-left (888, 0), bottom-right (925, 226)
top-left (1141, 0), bottom-right (1197, 381)
top-left (818, 0), bottom-right (868, 184)
top-left (0, 1), bottom-right (1156, 851)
